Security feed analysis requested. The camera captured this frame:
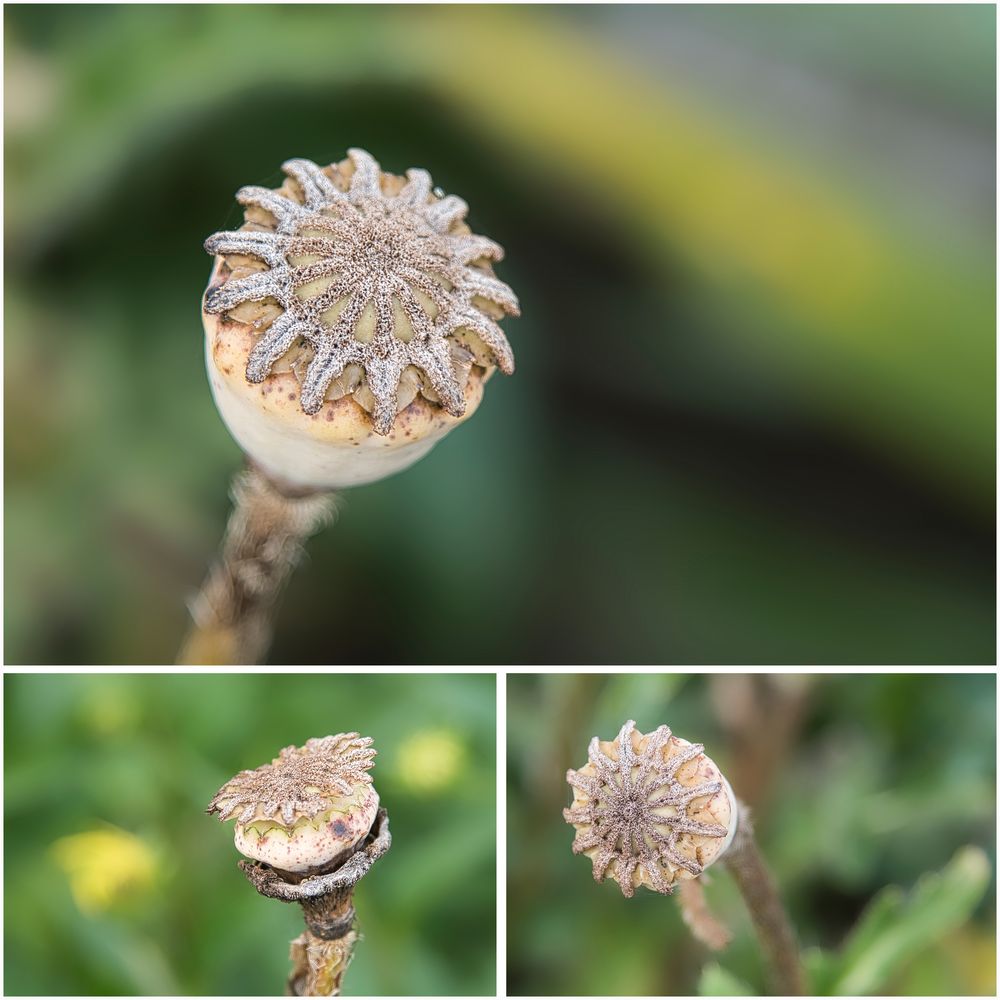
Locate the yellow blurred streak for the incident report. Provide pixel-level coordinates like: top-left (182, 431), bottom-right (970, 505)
top-left (409, 10), bottom-right (885, 310)
top-left (51, 826), bottom-right (157, 915)
top-left (941, 925), bottom-right (998, 996)
top-left (395, 730), bottom-right (467, 793)
top-left (403, 8), bottom-right (993, 503)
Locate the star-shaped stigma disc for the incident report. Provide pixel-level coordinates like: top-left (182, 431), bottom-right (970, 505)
top-left (563, 721), bottom-right (732, 897)
top-left (203, 149), bottom-right (519, 435)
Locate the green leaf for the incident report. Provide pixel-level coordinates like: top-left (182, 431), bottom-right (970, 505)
top-left (834, 885), bottom-right (906, 979)
top-left (699, 962), bottom-right (756, 996)
top-left (829, 846), bottom-right (990, 995)
top-left (802, 946), bottom-right (840, 995)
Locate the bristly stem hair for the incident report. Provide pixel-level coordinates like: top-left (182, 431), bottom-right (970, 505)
top-left (177, 466), bottom-right (335, 664)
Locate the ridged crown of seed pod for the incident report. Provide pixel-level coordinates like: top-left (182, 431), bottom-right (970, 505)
top-left (207, 733), bottom-right (376, 827)
top-left (563, 720), bottom-right (734, 897)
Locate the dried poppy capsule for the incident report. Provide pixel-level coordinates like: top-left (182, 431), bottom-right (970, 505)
top-left (564, 720), bottom-right (807, 995)
top-left (202, 148), bottom-right (519, 492)
top-left (563, 720), bottom-right (737, 897)
top-left (208, 733), bottom-right (379, 874)
top-left (208, 733), bottom-right (390, 996)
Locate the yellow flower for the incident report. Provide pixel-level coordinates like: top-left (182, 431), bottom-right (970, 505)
top-left (80, 683), bottom-right (140, 738)
top-left (396, 730), bottom-right (466, 793)
top-left (51, 825), bottom-right (157, 915)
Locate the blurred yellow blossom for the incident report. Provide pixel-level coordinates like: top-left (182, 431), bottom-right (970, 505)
top-left (396, 730), bottom-right (466, 793)
top-left (80, 683), bottom-right (141, 738)
top-left (51, 825), bottom-right (157, 915)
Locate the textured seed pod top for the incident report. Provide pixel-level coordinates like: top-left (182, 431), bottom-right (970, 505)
top-left (563, 721), bottom-right (736, 897)
top-left (203, 148), bottom-right (520, 492)
top-left (208, 733), bottom-right (380, 873)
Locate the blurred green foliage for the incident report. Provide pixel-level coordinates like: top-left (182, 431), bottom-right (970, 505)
top-left (507, 673), bottom-right (996, 995)
top-left (809, 846), bottom-right (990, 996)
top-left (4, 5), bottom-right (995, 664)
top-left (4, 673), bottom-right (496, 995)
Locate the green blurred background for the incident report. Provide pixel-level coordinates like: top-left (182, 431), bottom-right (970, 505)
top-left (507, 673), bottom-right (996, 995)
top-left (4, 672), bottom-right (496, 995)
top-left (4, 5), bottom-right (995, 664)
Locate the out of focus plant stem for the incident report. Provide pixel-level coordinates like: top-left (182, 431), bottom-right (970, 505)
top-left (177, 466), bottom-right (335, 665)
top-left (723, 807), bottom-right (806, 995)
top-left (710, 674), bottom-right (812, 810)
top-left (678, 877), bottom-right (732, 952)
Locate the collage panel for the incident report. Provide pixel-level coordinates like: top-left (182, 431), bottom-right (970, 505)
top-left (4, 3), bottom-right (994, 669)
top-left (3, 672), bottom-right (496, 996)
top-left (507, 673), bottom-right (997, 997)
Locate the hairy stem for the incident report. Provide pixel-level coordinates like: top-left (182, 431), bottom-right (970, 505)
top-left (177, 465), bottom-right (336, 665)
top-left (723, 807), bottom-right (806, 995)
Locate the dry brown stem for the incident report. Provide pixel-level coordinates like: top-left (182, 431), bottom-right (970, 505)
top-left (723, 807), bottom-right (806, 995)
top-left (177, 465), bottom-right (336, 664)
top-left (287, 904), bottom-right (358, 996)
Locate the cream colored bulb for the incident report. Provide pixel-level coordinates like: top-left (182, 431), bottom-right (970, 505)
top-left (232, 783), bottom-right (380, 873)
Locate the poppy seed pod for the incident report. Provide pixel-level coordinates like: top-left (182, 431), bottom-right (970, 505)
top-left (208, 733), bottom-right (379, 875)
top-left (207, 733), bottom-right (390, 997)
top-left (563, 719), bottom-right (806, 995)
top-left (203, 148), bottom-right (520, 492)
top-left (563, 720), bottom-right (737, 897)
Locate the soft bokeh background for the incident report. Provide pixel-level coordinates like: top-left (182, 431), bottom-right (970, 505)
top-left (4, 5), bottom-right (995, 664)
top-left (3, 673), bottom-right (496, 995)
top-left (507, 673), bottom-right (996, 995)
